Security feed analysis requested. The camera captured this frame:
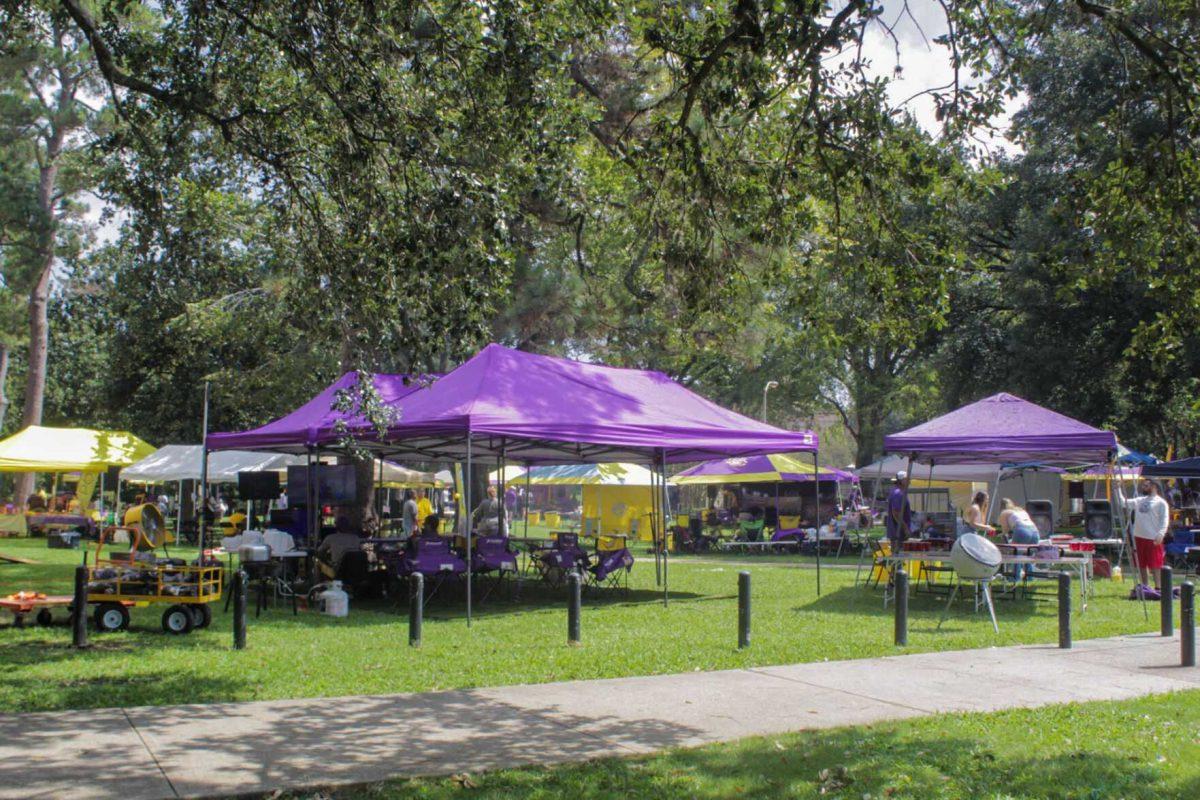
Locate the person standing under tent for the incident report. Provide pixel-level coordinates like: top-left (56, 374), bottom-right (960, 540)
top-left (400, 489), bottom-right (419, 537)
top-left (504, 485), bottom-right (518, 521)
top-left (885, 471), bottom-right (912, 546)
top-left (963, 491), bottom-right (996, 535)
top-left (473, 485), bottom-right (502, 534)
top-left (1117, 479), bottom-right (1169, 593)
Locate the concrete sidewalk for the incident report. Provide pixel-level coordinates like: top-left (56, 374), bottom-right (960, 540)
top-left (4, 633), bottom-right (1197, 800)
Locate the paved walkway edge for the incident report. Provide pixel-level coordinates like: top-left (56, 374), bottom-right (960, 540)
top-left (2, 632), bottom-right (1196, 800)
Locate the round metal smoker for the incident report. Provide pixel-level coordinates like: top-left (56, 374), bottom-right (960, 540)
top-left (939, 534), bottom-right (1003, 633)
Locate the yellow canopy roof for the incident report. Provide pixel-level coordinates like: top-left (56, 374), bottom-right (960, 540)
top-left (0, 425), bottom-right (156, 473)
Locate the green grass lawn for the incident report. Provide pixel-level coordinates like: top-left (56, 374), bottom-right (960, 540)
top-left (317, 690), bottom-right (1200, 799)
top-left (0, 535), bottom-right (1163, 714)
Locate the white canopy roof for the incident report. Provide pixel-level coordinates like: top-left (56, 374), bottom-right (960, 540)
top-left (123, 445), bottom-right (304, 483)
top-left (126, 445), bottom-right (439, 487)
top-left (856, 455), bottom-right (1009, 484)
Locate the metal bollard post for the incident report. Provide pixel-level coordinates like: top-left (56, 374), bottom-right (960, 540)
top-left (737, 571), bottom-right (751, 649)
top-left (1058, 572), bottom-right (1072, 649)
top-left (232, 569), bottom-right (248, 650)
top-left (409, 573), bottom-right (424, 647)
top-left (662, 549), bottom-right (669, 608)
top-left (72, 565), bottom-right (88, 648)
top-left (1161, 566), bottom-right (1174, 637)
top-left (1182, 582), bottom-right (1195, 668)
top-left (567, 572), bottom-right (581, 645)
top-left (894, 568), bottom-right (908, 646)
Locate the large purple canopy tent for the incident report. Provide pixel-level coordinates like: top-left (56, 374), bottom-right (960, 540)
top-left (207, 371), bottom-right (430, 453)
top-left (209, 344), bottom-right (821, 619)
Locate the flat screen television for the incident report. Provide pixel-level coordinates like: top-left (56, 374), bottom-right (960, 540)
top-left (286, 464), bottom-right (357, 506)
top-left (238, 471), bottom-right (281, 501)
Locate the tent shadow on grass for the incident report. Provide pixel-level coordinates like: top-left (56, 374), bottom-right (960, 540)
top-left (792, 584), bottom-right (1048, 622)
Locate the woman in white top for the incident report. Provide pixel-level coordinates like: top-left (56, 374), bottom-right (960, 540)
top-left (998, 498), bottom-right (1040, 544)
top-left (963, 491), bottom-right (996, 535)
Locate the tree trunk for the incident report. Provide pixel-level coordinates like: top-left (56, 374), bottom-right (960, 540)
top-left (0, 343), bottom-right (9, 431)
top-left (14, 152), bottom-right (62, 508)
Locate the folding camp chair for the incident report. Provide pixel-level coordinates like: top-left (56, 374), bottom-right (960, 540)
top-left (472, 535), bottom-right (520, 601)
top-left (586, 537), bottom-right (634, 594)
top-left (862, 538), bottom-right (893, 590)
top-left (396, 536), bottom-right (467, 601)
top-left (537, 532), bottom-right (590, 588)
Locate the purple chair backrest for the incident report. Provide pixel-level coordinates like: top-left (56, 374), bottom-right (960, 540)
top-left (556, 533), bottom-right (579, 549)
top-left (417, 535), bottom-right (450, 555)
top-left (476, 535), bottom-right (508, 553)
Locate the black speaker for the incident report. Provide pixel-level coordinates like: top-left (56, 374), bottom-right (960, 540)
top-left (1067, 481), bottom-right (1085, 500)
top-left (1026, 499), bottom-right (1055, 536)
top-left (104, 465), bottom-right (122, 489)
top-left (1084, 499), bottom-right (1113, 540)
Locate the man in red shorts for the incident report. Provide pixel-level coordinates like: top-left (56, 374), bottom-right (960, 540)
top-left (1121, 478), bottom-right (1169, 592)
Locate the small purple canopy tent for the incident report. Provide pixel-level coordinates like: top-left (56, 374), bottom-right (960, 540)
top-left (884, 393), bottom-right (1117, 467)
top-left (884, 393), bottom-right (1135, 622)
top-left (210, 345), bottom-right (822, 617)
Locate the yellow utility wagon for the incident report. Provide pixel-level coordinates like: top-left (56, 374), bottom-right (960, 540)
top-left (85, 507), bottom-right (223, 634)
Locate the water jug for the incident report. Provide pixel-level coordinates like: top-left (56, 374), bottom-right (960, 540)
top-left (319, 581), bottom-right (349, 617)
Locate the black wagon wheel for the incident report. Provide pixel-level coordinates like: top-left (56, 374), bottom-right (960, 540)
top-left (161, 604), bottom-right (195, 635)
top-left (188, 604), bottom-right (213, 630)
top-left (93, 602), bottom-right (130, 632)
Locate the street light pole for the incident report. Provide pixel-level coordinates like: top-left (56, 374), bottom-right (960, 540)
top-left (761, 380), bottom-right (779, 422)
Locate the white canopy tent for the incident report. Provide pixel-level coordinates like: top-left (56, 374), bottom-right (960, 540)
top-left (857, 456), bottom-right (1066, 525)
top-left (123, 445), bottom-right (304, 483)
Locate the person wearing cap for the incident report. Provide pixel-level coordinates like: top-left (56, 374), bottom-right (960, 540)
top-left (1117, 479), bottom-right (1169, 593)
top-left (886, 471), bottom-right (913, 546)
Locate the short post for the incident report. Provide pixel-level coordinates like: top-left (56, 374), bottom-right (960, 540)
top-left (408, 572), bottom-right (424, 648)
top-left (567, 571), bottom-right (581, 645)
top-left (894, 568), bottom-right (908, 646)
top-left (662, 548), bottom-right (669, 607)
top-left (1182, 582), bottom-right (1195, 668)
top-left (1058, 572), bottom-right (1072, 649)
top-left (737, 571), bottom-right (751, 649)
top-left (72, 565), bottom-right (88, 649)
top-left (1161, 566), bottom-right (1174, 637)
top-left (232, 569), bottom-right (247, 650)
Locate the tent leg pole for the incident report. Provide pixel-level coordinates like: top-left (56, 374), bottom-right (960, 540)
top-left (176, 480), bottom-right (183, 543)
top-left (199, 380), bottom-right (210, 558)
top-left (813, 450), bottom-right (821, 597)
top-left (524, 471), bottom-right (530, 538)
top-left (466, 433), bottom-right (473, 628)
top-left (661, 452), bottom-right (669, 607)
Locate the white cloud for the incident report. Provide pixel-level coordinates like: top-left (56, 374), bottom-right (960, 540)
top-left (857, 0), bottom-right (1024, 157)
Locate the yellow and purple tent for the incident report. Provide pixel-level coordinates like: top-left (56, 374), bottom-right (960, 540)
top-left (669, 453), bottom-right (857, 485)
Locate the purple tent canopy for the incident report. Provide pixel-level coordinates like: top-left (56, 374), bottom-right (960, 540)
top-left (206, 372), bottom-right (429, 453)
top-left (361, 344), bottom-right (814, 463)
top-left (210, 344), bottom-right (816, 464)
top-left (884, 392), bottom-right (1117, 466)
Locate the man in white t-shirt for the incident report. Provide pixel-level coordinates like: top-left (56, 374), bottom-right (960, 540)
top-left (1118, 479), bottom-right (1170, 591)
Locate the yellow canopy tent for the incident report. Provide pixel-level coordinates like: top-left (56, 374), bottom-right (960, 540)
top-left (494, 463), bottom-right (658, 541)
top-left (0, 425), bottom-right (155, 473)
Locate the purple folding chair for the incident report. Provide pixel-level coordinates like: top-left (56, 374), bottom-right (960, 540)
top-left (399, 536), bottom-right (467, 601)
top-left (538, 532), bottom-right (590, 588)
top-left (587, 546), bottom-right (634, 593)
top-left (770, 527), bottom-right (807, 553)
top-left (472, 535), bottom-right (519, 601)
